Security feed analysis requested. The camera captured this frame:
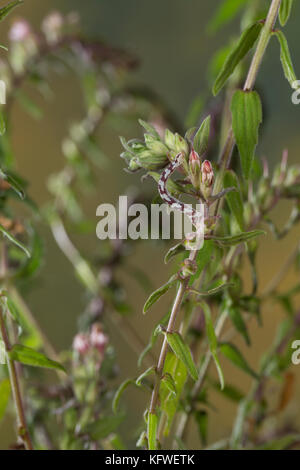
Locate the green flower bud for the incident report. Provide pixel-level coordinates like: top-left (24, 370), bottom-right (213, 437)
top-left (174, 133), bottom-right (189, 157)
top-left (144, 133), bottom-right (168, 156)
top-left (164, 129), bottom-right (176, 150)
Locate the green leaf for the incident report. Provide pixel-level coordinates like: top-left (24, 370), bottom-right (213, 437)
top-left (273, 30), bottom-right (298, 89)
top-left (160, 352), bottom-right (187, 436)
top-left (0, 224), bottom-right (30, 258)
top-left (8, 344), bottom-right (66, 373)
top-left (147, 413), bottom-right (158, 450)
top-left (0, 111), bottom-right (6, 136)
top-left (227, 306), bottom-right (250, 345)
top-left (209, 229), bottom-right (265, 246)
top-left (189, 282), bottom-right (233, 298)
top-left (194, 410), bottom-right (208, 446)
top-left (0, 379), bottom-right (10, 421)
top-left (85, 414), bottom-right (124, 440)
top-left (193, 116), bottom-right (211, 156)
top-left (136, 366), bottom-right (156, 386)
top-left (0, 169), bottom-right (25, 199)
top-left (161, 372), bottom-right (177, 396)
top-left (201, 303), bottom-right (224, 389)
top-left (231, 90), bottom-right (263, 179)
top-left (279, 0), bottom-right (294, 26)
top-left (223, 170), bottom-right (244, 230)
top-left (213, 22), bottom-right (263, 95)
top-left (0, 1), bottom-right (23, 22)
top-left (189, 240), bottom-right (214, 284)
top-left (220, 342), bottom-right (258, 379)
top-left (210, 380), bottom-right (244, 402)
top-left (165, 332), bottom-right (198, 381)
top-left (208, 0), bottom-right (249, 33)
top-left (164, 242), bottom-right (186, 264)
top-left (112, 379), bottom-right (135, 413)
top-left (143, 275), bottom-right (177, 314)
top-left (139, 119), bottom-right (161, 140)
top-left (256, 434), bottom-right (300, 450)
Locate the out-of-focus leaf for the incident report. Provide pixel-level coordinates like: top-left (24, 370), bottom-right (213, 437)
top-left (227, 305), bottom-right (250, 345)
top-left (231, 90), bottom-right (263, 179)
top-left (147, 413), bottom-right (158, 450)
top-left (85, 414), bottom-right (124, 440)
top-left (16, 229), bottom-right (43, 280)
top-left (213, 22), bottom-right (263, 95)
top-left (194, 410), bottom-right (208, 446)
top-left (138, 311), bottom-right (170, 367)
top-left (279, 0), bottom-right (294, 26)
top-left (210, 380), bottom-right (244, 402)
top-left (0, 379), bottom-right (10, 420)
top-left (201, 303), bottom-right (224, 389)
top-left (0, 224), bottom-right (30, 258)
top-left (220, 342), bottom-right (258, 379)
top-left (255, 434), bottom-right (300, 450)
top-left (209, 230), bottom-right (265, 246)
top-left (143, 275), bottom-right (178, 314)
top-left (208, 0), bottom-right (249, 33)
top-left (273, 30), bottom-right (299, 89)
top-left (189, 240), bottom-right (214, 284)
top-left (166, 332), bottom-right (198, 381)
top-left (230, 399), bottom-right (253, 448)
top-left (8, 344), bottom-right (66, 372)
top-left (223, 170), bottom-right (244, 230)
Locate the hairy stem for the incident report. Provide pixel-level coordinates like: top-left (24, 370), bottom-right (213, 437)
top-left (0, 307), bottom-right (33, 450)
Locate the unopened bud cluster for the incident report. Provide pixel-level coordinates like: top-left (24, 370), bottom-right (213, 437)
top-left (73, 323), bottom-right (108, 367)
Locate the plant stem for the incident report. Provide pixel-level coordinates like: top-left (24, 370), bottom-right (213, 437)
top-left (0, 307), bottom-right (33, 450)
top-left (173, 0), bottom-right (283, 446)
top-left (215, 0), bottom-right (282, 194)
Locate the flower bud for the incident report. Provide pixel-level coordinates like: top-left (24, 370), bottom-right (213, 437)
top-left (164, 129), bottom-right (176, 151)
top-left (174, 133), bottom-right (189, 157)
top-left (9, 20), bottom-right (31, 42)
top-left (90, 324), bottom-right (108, 354)
top-left (144, 133), bottom-right (168, 156)
top-left (200, 160), bottom-right (214, 198)
top-left (73, 333), bottom-right (90, 356)
top-left (189, 149), bottom-right (201, 189)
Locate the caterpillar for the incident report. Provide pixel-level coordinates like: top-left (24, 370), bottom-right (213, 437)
top-left (158, 153), bottom-right (203, 230)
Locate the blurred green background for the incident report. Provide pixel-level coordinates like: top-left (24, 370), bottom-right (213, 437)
top-left (1, 0), bottom-right (300, 449)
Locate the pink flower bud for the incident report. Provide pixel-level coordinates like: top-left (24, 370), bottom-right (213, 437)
top-left (73, 333), bottom-right (90, 355)
top-left (9, 20), bottom-right (31, 42)
top-left (90, 324), bottom-right (108, 354)
top-left (189, 149), bottom-right (201, 173)
top-left (201, 160), bottom-right (214, 187)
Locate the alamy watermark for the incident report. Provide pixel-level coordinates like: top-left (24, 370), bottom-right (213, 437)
top-left (96, 196), bottom-right (205, 250)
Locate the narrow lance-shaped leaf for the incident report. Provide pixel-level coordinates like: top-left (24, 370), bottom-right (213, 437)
top-left (193, 115), bottom-right (211, 156)
top-left (0, 224), bottom-right (31, 258)
top-left (194, 410), bottom-right (208, 446)
top-left (223, 170), bottom-right (244, 230)
top-left (112, 379), bottom-right (135, 413)
top-left (273, 30), bottom-right (299, 89)
top-left (279, 0), bottom-right (294, 27)
top-left (201, 303), bottom-right (224, 389)
top-left (136, 366), bottom-right (156, 386)
top-left (8, 344), bottom-right (66, 373)
top-left (208, 0), bottom-right (248, 33)
top-left (164, 242), bottom-right (186, 264)
top-left (85, 414), bottom-right (124, 440)
top-left (213, 22), bottom-right (263, 95)
top-left (227, 305), bottom-right (250, 346)
top-left (147, 413), bottom-right (158, 450)
top-left (220, 342), bottom-right (258, 379)
top-left (165, 332), bottom-right (198, 381)
top-left (0, 170), bottom-right (25, 199)
top-left (143, 275), bottom-right (177, 314)
top-left (0, 1), bottom-right (23, 22)
top-left (189, 282), bottom-right (233, 298)
top-left (231, 90), bottom-right (263, 179)
top-left (209, 230), bottom-right (265, 247)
